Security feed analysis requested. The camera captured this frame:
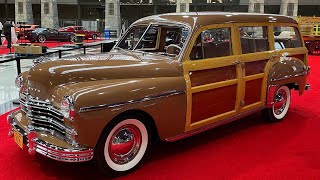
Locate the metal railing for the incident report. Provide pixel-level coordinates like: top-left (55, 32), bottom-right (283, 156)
top-left (0, 40), bottom-right (116, 76)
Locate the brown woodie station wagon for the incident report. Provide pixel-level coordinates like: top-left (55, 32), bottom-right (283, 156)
top-left (7, 12), bottom-right (310, 175)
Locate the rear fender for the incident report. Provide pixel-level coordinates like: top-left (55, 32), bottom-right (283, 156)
top-left (267, 56), bottom-right (308, 95)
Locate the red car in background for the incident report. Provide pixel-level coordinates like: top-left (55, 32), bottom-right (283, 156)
top-left (15, 24), bottom-right (40, 39)
top-left (59, 26), bottom-right (100, 40)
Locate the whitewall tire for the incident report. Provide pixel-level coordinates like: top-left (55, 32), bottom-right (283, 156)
top-left (95, 114), bottom-right (152, 176)
top-left (263, 85), bottom-right (291, 122)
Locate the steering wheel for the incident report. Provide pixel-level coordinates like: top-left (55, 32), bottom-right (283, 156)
top-left (166, 44), bottom-right (182, 56)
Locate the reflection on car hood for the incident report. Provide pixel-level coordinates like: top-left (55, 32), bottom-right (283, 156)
top-left (27, 51), bottom-right (181, 99)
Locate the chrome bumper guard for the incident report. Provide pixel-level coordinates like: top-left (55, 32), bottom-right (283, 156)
top-left (7, 112), bottom-right (94, 163)
top-left (305, 84), bottom-right (311, 91)
top-left (34, 138), bottom-right (94, 162)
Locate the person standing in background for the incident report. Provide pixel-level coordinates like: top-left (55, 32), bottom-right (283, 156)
top-left (10, 20), bottom-right (18, 45)
top-left (3, 19), bottom-right (13, 48)
top-left (0, 21), bottom-right (3, 45)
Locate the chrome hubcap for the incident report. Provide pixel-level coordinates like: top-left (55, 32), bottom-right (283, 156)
top-left (273, 89), bottom-right (287, 115)
top-left (39, 36), bottom-right (45, 42)
top-left (108, 124), bottom-right (142, 165)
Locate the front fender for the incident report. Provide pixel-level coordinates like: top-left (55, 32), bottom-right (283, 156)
top-left (51, 77), bottom-right (187, 148)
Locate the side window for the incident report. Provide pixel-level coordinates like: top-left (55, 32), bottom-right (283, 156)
top-left (118, 26), bottom-right (147, 49)
top-left (239, 26), bottom-right (269, 54)
top-left (273, 26), bottom-right (302, 50)
top-left (189, 27), bottom-right (232, 60)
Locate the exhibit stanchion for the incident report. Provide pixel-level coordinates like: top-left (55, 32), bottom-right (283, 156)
top-left (16, 57), bottom-right (21, 75)
top-left (87, 31), bottom-right (89, 43)
top-left (58, 31), bottom-right (61, 47)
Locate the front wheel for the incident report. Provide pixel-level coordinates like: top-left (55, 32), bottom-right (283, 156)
top-left (69, 34), bottom-right (75, 42)
top-left (95, 114), bottom-right (152, 176)
top-left (263, 85), bottom-right (291, 122)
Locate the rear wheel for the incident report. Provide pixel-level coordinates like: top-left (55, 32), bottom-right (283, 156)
top-left (37, 34), bottom-right (46, 43)
top-left (95, 114), bottom-right (153, 176)
top-left (263, 85), bottom-right (291, 122)
top-left (309, 41), bottom-right (320, 55)
top-left (92, 34), bottom-right (98, 40)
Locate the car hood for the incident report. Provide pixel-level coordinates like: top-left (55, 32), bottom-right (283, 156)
top-left (26, 51), bottom-right (182, 99)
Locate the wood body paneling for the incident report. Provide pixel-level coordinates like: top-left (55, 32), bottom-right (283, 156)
top-left (191, 84), bottom-right (237, 123)
top-left (245, 60), bottom-right (267, 76)
top-left (190, 65), bottom-right (237, 87)
top-left (244, 78), bottom-right (262, 106)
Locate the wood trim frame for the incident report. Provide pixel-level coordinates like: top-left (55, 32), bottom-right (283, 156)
top-left (181, 21), bottom-right (308, 132)
top-left (182, 23), bottom-right (242, 131)
top-left (234, 23), bottom-right (274, 113)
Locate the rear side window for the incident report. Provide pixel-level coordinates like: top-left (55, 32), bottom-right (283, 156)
top-left (239, 26), bottom-right (269, 54)
top-left (273, 26), bottom-right (302, 50)
top-left (189, 27), bottom-right (232, 60)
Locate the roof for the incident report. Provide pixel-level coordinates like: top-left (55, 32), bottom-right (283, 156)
top-left (134, 12), bottom-right (297, 28)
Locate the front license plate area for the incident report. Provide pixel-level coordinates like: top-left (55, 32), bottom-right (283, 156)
top-left (14, 129), bottom-right (24, 149)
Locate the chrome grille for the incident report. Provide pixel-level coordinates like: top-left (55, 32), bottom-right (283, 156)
top-left (20, 92), bottom-right (66, 137)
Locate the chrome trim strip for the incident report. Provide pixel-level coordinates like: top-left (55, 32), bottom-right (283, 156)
top-left (270, 71), bottom-right (308, 82)
top-left (79, 90), bottom-right (186, 113)
top-left (165, 106), bottom-right (265, 142)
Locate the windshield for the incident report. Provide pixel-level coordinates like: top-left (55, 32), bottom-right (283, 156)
top-left (116, 24), bottom-right (190, 56)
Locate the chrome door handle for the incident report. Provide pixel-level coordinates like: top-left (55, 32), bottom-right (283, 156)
top-left (232, 60), bottom-right (241, 65)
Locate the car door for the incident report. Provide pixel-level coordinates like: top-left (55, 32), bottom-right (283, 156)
top-left (77, 27), bottom-right (86, 35)
top-left (47, 29), bottom-right (58, 40)
top-left (183, 24), bottom-right (243, 131)
top-left (236, 24), bottom-right (273, 113)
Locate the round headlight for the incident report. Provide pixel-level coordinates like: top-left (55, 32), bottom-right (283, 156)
top-left (61, 96), bottom-right (75, 120)
top-left (15, 74), bottom-right (23, 88)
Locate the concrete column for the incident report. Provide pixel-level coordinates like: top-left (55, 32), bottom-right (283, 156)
top-left (248, 0), bottom-right (264, 13)
top-left (41, 0), bottom-right (59, 28)
top-left (176, 0), bottom-right (192, 13)
top-left (15, 0), bottom-right (34, 24)
top-left (280, 0), bottom-right (299, 16)
top-left (105, 0), bottom-right (121, 37)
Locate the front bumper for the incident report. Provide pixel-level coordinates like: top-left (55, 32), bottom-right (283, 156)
top-left (7, 110), bottom-right (94, 162)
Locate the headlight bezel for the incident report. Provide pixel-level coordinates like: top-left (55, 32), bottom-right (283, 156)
top-left (15, 74), bottom-right (23, 89)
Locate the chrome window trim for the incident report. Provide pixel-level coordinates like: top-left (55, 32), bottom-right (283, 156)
top-left (114, 20), bottom-right (192, 60)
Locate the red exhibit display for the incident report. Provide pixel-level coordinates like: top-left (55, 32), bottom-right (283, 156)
top-left (0, 56), bottom-right (319, 179)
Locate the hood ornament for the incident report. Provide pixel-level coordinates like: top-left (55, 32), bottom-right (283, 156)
top-left (33, 56), bottom-right (51, 66)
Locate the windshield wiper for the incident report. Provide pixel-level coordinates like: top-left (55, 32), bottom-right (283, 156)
top-left (133, 23), bottom-right (152, 50)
